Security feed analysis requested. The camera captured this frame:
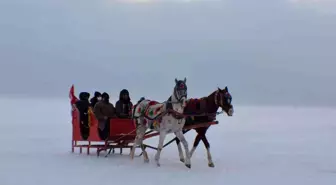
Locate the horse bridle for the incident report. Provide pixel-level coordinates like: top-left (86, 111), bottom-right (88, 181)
top-left (214, 90), bottom-right (232, 108)
top-left (174, 84), bottom-right (187, 102)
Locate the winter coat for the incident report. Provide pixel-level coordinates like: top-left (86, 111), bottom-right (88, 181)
top-left (115, 89), bottom-right (133, 118)
top-left (93, 100), bottom-right (116, 121)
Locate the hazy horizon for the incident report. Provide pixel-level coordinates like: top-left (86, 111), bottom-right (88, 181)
top-left (1, 0), bottom-right (335, 106)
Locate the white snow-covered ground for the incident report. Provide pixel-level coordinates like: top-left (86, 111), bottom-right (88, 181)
top-left (0, 98), bottom-right (335, 185)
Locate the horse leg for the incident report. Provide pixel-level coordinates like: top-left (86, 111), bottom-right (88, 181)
top-left (175, 130), bottom-right (191, 168)
top-left (175, 138), bottom-right (185, 163)
top-left (197, 127), bottom-right (214, 167)
top-left (190, 129), bottom-right (202, 157)
top-left (130, 140), bottom-right (138, 160)
top-left (201, 134), bottom-right (214, 167)
top-left (190, 127), bottom-right (209, 156)
top-left (130, 118), bottom-right (141, 159)
top-left (138, 124), bottom-right (150, 163)
top-left (131, 129), bottom-right (149, 163)
top-left (154, 131), bottom-right (166, 167)
top-left (130, 119), bottom-right (149, 163)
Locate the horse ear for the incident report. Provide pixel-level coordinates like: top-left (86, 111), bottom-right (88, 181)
top-left (184, 77), bottom-right (186, 83)
top-left (224, 86), bottom-right (228, 92)
top-left (175, 78), bottom-right (178, 84)
top-left (218, 87), bottom-right (221, 91)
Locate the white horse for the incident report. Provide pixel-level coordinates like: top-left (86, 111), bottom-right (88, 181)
top-left (130, 78), bottom-right (191, 168)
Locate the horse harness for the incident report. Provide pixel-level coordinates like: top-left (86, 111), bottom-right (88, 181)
top-left (174, 81), bottom-right (187, 101)
top-left (214, 90), bottom-right (231, 107)
top-left (165, 96), bottom-right (185, 121)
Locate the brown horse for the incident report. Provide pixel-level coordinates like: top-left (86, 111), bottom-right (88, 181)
top-left (176, 86), bottom-right (234, 167)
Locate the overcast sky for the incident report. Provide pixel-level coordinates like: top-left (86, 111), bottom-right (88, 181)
top-left (0, 0), bottom-right (335, 106)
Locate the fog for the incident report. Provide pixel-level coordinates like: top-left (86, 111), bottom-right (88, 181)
top-left (0, 0), bottom-right (335, 106)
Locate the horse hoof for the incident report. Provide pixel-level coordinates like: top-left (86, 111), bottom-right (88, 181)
top-left (144, 159), bottom-right (149, 163)
top-left (208, 163), bottom-right (215, 168)
top-left (185, 164), bottom-right (191, 168)
top-left (156, 163), bottom-right (161, 167)
top-left (180, 158), bottom-right (185, 163)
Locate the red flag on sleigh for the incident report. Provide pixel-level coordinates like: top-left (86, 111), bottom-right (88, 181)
top-left (69, 85), bottom-right (78, 104)
top-left (69, 85), bottom-right (78, 112)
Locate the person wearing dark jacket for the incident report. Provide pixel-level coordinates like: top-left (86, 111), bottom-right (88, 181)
top-left (115, 89), bottom-right (133, 118)
top-left (75, 92), bottom-right (90, 112)
top-left (90, 91), bottom-right (102, 108)
top-left (75, 92), bottom-right (91, 139)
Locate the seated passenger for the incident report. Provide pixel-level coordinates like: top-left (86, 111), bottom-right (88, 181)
top-left (115, 89), bottom-right (133, 118)
top-left (90, 91), bottom-right (102, 107)
top-left (75, 92), bottom-right (90, 114)
top-left (75, 92), bottom-right (91, 139)
top-left (93, 92), bottom-right (116, 131)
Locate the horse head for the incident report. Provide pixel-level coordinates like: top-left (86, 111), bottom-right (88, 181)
top-left (174, 77), bottom-right (188, 102)
top-left (215, 86), bottom-right (234, 116)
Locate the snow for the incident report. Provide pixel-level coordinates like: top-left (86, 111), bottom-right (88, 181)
top-left (0, 97), bottom-right (335, 185)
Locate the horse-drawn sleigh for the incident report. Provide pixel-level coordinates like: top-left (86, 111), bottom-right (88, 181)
top-left (70, 78), bottom-right (233, 168)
